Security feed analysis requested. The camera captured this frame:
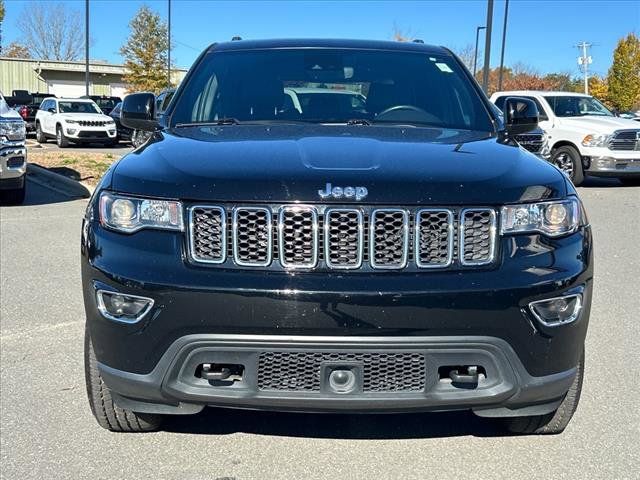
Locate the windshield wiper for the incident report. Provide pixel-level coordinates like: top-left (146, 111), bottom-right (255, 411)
top-left (175, 118), bottom-right (241, 127)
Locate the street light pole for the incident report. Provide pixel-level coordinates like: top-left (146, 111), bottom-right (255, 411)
top-left (481, 0), bottom-right (494, 93)
top-left (497, 0), bottom-right (509, 91)
top-left (473, 26), bottom-right (486, 77)
top-left (85, 0), bottom-right (89, 95)
top-left (167, 0), bottom-right (171, 87)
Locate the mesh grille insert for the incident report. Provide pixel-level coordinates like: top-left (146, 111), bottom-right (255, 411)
top-left (370, 209), bottom-right (408, 268)
top-left (461, 208), bottom-right (495, 265)
top-left (190, 206), bottom-right (226, 263)
top-left (257, 351), bottom-right (426, 392)
top-left (279, 207), bottom-right (318, 268)
top-left (325, 209), bottom-right (363, 269)
top-left (416, 209), bottom-right (453, 267)
top-left (233, 207), bottom-right (272, 266)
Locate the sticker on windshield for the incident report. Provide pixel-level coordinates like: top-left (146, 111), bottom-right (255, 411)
top-left (435, 63), bottom-right (453, 73)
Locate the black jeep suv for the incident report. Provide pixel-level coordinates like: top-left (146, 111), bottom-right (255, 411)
top-left (82, 39), bottom-right (593, 434)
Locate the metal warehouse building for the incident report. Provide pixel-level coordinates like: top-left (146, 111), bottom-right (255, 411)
top-left (0, 57), bottom-right (186, 98)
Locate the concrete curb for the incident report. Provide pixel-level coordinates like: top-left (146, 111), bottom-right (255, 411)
top-left (27, 164), bottom-right (94, 198)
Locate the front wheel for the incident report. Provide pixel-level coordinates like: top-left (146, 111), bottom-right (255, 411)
top-left (84, 327), bottom-right (163, 432)
top-left (503, 347), bottom-right (584, 435)
top-left (551, 146), bottom-right (584, 186)
top-left (36, 122), bottom-right (46, 143)
top-left (56, 125), bottom-right (69, 148)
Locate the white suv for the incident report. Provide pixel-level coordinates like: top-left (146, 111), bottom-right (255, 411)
top-left (35, 97), bottom-right (117, 148)
top-left (491, 90), bottom-right (640, 186)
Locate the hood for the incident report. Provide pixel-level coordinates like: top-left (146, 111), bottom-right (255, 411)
top-left (0, 98), bottom-right (22, 120)
top-left (558, 115), bottom-right (640, 133)
top-left (58, 113), bottom-right (112, 122)
top-left (110, 125), bottom-right (566, 205)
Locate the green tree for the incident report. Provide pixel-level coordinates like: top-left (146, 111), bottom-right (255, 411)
top-left (120, 5), bottom-right (172, 93)
top-left (607, 33), bottom-right (640, 111)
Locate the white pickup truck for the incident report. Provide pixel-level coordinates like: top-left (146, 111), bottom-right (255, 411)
top-left (491, 90), bottom-right (640, 186)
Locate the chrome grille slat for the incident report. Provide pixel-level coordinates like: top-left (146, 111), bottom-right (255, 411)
top-left (233, 207), bottom-right (272, 266)
top-left (370, 209), bottom-right (409, 269)
top-left (415, 209), bottom-right (454, 268)
top-left (278, 206), bottom-right (318, 268)
top-left (325, 208), bottom-right (364, 269)
top-left (459, 208), bottom-right (497, 266)
top-left (189, 205), bottom-right (498, 270)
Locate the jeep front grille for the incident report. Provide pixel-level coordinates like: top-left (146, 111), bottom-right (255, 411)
top-left (188, 205), bottom-right (497, 271)
top-left (257, 351), bottom-right (426, 392)
top-left (78, 120), bottom-right (108, 127)
top-left (609, 130), bottom-right (640, 151)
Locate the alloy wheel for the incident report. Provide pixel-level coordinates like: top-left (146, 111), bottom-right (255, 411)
top-left (554, 152), bottom-right (574, 179)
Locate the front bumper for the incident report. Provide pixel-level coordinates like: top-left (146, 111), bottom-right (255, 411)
top-left (82, 218), bottom-right (593, 415)
top-left (98, 334), bottom-right (577, 417)
top-left (63, 125), bottom-right (117, 142)
top-left (0, 146), bottom-right (27, 184)
top-left (586, 156), bottom-right (640, 177)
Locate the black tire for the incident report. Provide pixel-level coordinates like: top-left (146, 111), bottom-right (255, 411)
top-left (503, 347), bottom-right (584, 435)
top-left (1, 181), bottom-right (26, 205)
top-left (84, 327), bottom-right (163, 432)
top-left (551, 146), bottom-right (584, 186)
top-left (36, 122), bottom-right (46, 143)
top-left (56, 125), bottom-right (69, 148)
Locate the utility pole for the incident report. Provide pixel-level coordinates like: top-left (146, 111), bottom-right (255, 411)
top-left (576, 41), bottom-right (592, 95)
top-left (167, 0), bottom-right (172, 87)
top-left (497, 0), bottom-right (509, 91)
top-left (473, 26), bottom-right (486, 77)
top-left (481, 0), bottom-right (494, 93)
top-left (85, 0), bottom-right (89, 96)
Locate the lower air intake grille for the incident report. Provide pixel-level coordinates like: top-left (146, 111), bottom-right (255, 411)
top-left (257, 351), bottom-right (426, 392)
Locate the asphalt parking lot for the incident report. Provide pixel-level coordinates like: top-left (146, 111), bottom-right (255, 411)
top-left (1, 176), bottom-right (638, 480)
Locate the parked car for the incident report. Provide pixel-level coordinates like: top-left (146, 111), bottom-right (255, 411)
top-left (81, 95), bottom-right (122, 115)
top-left (35, 97), bottom-right (117, 147)
top-left (84, 39), bottom-right (593, 435)
top-left (491, 90), bottom-right (640, 185)
top-left (108, 102), bottom-right (133, 143)
top-left (0, 92), bottom-right (27, 204)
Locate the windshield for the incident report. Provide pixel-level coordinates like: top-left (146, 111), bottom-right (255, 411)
top-left (544, 95), bottom-right (614, 117)
top-left (58, 101), bottom-right (101, 114)
top-left (171, 49), bottom-right (494, 131)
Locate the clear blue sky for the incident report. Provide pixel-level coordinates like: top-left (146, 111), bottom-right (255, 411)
top-left (2, 0), bottom-right (639, 77)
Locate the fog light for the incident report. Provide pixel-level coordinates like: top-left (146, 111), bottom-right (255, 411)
top-left (66, 128), bottom-right (77, 135)
top-left (529, 294), bottom-right (582, 326)
top-left (328, 369), bottom-right (357, 393)
top-left (96, 290), bottom-right (154, 323)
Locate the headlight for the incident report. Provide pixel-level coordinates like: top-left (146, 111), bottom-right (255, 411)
top-left (0, 120), bottom-right (26, 139)
top-left (99, 192), bottom-right (184, 233)
top-left (106, 119), bottom-right (115, 125)
top-left (65, 119), bottom-right (78, 124)
top-left (501, 198), bottom-right (580, 237)
top-left (582, 133), bottom-right (611, 147)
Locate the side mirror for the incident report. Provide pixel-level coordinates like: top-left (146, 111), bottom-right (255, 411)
top-left (504, 97), bottom-right (538, 136)
top-left (121, 93), bottom-right (158, 131)
top-left (47, 107), bottom-right (56, 114)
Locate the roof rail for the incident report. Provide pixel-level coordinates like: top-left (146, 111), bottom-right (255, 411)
top-left (231, 36), bottom-right (242, 41)
top-left (413, 39), bottom-right (425, 44)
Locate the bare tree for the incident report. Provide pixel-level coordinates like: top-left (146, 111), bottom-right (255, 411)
top-left (453, 44), bottom-right (477, 71)
top-left (392, 23), bottom-right (414, 42)
top-left (17, 2), bottom-right (84, 60)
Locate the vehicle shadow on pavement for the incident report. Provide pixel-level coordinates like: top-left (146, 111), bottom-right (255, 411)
top-left (579, 177), bottom-right (629, 188)
top-left (1, 176), bottom-right (87, 207)
top-left (162, 407), bottom-right (505, 439)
